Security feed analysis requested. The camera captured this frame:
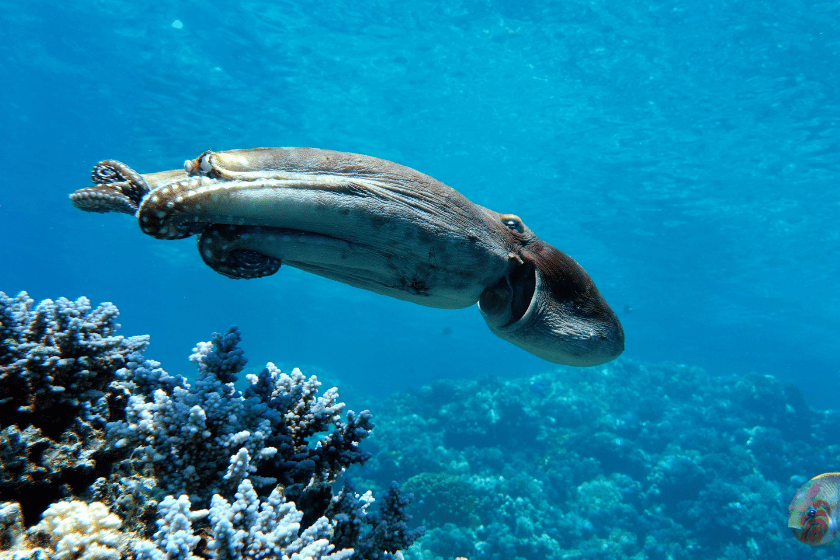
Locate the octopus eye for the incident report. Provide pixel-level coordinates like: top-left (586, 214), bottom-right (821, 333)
top-left (184, 150), bottom-right (215, 176)
top-left (807, 507), bottom-right (817, 519)
top-left (200, 153), bottom-right (213, 173)
top-left (500, 214), bottom-right (525, 234)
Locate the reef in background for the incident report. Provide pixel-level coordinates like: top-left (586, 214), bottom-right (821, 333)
top-left (0, 291), bottom-right (423, 560)
top-left (360, 360), bottom-right (840, 559)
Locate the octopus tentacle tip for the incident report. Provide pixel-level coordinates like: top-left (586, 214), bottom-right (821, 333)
top-left (69, 186), bottom-right (137, 215)
top-left (72, 160), bottom-right (154, 216)
top-left (70, 147), bottom-right (624, 366)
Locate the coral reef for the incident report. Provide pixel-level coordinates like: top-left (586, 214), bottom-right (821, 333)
top-left (362, 361), bottom-right (839, 559)
top-left (0, 291), bottom-right (421, 560)
top-left (128, 478), bottom-right (354, 560)
top-left (15, 286), bottom-right (832, 559)
top-left (402, 474), bottom-right (478, 528)
top-left (334, 481), bottom-right (425, 559)
top-left (108, 326), bottom-right (374, 508)
top-left (33, 501), bottom-right (124, 560)
top-left (0, 292), bottom-right (148, 523)
top-left (0, 503), bottom-right (25, 551)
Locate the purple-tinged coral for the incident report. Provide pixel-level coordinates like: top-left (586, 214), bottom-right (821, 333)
top-left (107, 325), bottom-right (419, 557)
top-left (0, 291), bottom-right (147, 431)
top-left (328, 481), bottom-right (424, 560)
top-left (110, 327), bottom-right (375, 507)
top-left (130, 479), bottom-right (354, 560)
top-left (244, 364), bottom-right (374, 488)
top-left (207, 478), bottom-right (354, 560)
top-left (1, 292), bottom-right (421, 560)
top-left (134, 494), bottom-right (205, 560)
top-left (352, 481), bottom-right (424, 560)
top-left (108, 327), bottom-right (279, 502)
top-left (0, 291), bottom-right (147, 525)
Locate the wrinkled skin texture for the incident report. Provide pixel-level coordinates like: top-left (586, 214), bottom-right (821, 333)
top-left (70, 147), bottom-right (624, 366)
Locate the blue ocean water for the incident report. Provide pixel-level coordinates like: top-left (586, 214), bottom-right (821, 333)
top-left (2, 0), bottom-right (836, 407)
top-left (0, 0), bottom-right (838, 555)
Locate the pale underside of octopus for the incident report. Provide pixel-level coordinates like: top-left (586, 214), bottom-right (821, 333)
top-left (70, 147), bottom-right (624, 366)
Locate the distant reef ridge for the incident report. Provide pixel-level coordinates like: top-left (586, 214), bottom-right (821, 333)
top-left (359, 349), bottom-right (840, 559)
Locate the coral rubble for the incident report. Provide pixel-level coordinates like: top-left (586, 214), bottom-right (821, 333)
top-left (0, 291), bottom-right (421, 560)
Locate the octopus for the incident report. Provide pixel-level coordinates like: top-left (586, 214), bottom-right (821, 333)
top-left (70, 147), bottom-right (624, 366)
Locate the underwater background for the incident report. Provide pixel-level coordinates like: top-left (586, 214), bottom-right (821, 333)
top-left (1, 0), bottom-right (839, 558)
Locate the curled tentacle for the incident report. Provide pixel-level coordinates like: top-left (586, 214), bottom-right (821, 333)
top-left (71, 160), bottom-right (152, 215)
top-left (198, 225), bottom-right (282, 279)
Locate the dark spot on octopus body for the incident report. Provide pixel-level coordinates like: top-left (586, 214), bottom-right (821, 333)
top-left (427, 247), bottom-right (437, 264)
top-left (391, 276), bottom-right (430, 296)
top-left (405, 277), bottom-right (429, 296)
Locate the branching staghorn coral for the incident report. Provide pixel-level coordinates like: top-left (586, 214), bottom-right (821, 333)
top-left (0, 292), bottom-right (148, 430)
top-left (0, 291), bottom-right (422, 560)
top-left (0, 291), bottom-right (147, 525)
top-left (130, 478), bottom-right (354, 560)
top-left (328, 481), bottom-right (425, 560)
top-left (108, 326), bottom-right (375, 507)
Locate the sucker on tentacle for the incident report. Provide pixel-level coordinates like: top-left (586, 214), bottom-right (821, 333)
top-left (70, 147), bottom-right (625, 367)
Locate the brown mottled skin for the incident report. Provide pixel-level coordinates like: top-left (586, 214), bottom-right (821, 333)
top-left (70, 147), bottom-right (624, 366)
